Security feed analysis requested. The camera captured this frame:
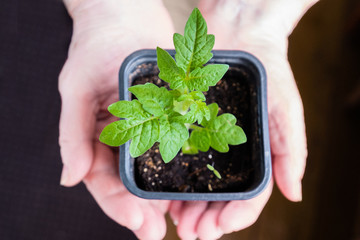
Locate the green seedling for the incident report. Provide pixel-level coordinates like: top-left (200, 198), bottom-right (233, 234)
top-left (207, 164), bottom-right (222, 179)
top-left (100, 8), bottom-right (247, 164)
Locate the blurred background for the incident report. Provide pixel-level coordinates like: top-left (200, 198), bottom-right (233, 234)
top-left (1, 0), bottom-right (359, 239)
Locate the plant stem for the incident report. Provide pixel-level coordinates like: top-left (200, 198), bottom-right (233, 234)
top-left (189, 124), bottom-right (203, 131)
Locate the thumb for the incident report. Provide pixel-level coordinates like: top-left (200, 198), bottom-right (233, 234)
top-left (59, 73), bottom-right (97, 187)
top-left (269, 79), bottom-right (307, 202)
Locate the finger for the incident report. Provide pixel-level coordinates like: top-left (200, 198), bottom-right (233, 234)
top-left (218, 180), bottom-right (273, 234)
top-left (150, 200), bottom-right (171, 214)
top-left (177, 201), bottom-right (208, 240)
top-left (269, 75), bottom-right (307, 202)
top-left (59, 86), bottom-right (97, 186)
top-left (169, 200), bottom-right (183, 225)
top-left (84, 143), bottom-right (168, 239)
top-left (134, 203), bottom-right (168, 240)
top-left (83, 142), bottom-right (144, 231)
top-left (270, 107), bottom-right (306, 201)
top-left (197, 202), bottom-right (226, 240)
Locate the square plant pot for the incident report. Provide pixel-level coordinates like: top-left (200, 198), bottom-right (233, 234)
top-left (118, 49), bottom-right (271, 201)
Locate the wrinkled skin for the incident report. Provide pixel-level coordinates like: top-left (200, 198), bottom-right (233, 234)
top-left (59, 0), bottom-right (316, 239)
top-left (59, 1), bottom-right (174, 239)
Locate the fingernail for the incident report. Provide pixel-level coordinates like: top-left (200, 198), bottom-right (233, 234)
top-left (130, 223), bottom-right (142, 231)
top-left (216, 226), bottom-right (223, 236)
top-left (60, 165), bottom-right (69, 186)
top-left (169, 214), bottom-right (178, 226)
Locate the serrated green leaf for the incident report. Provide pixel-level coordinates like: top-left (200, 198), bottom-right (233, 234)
top-left (174, 8), bottom-right (215, 73)
top-left (194, 101), bottom-right (210, 122)
top-left (130, 120), bottom-right (160, 157)
top-left (108, 100), bottom-right (150, 119)
top-left (173, 91), bottom-right (207, 116)
top-left (179, 101), bottom-right (210, 124)
top-left (160, 8), bottom-right (229, 92)
top-left (129, 83), bottom-right (173, 117)
top-left (176, 91), bottom-right (204, 102)
top-left (182, 139), bottom-right (199, 154)
top-left (209, 113), bottom-right (246, 152)
top-left (99, 117), bottom-right (159, 157)
top-left (186, 64), bottom-right (229, 91)
top-left (200, 103), bottom-right (218, 127)
top-left (157, 47), bottom-right (186, 90)
top-left (158, 118), bottom-right (189, 163)
top-left (176, 93), bottom-right (194, 102)
top-left (189, 110), bottom-right (246, 153)
top-left (190, 127), bottom-right (210, 152)
top-left (173, 98), bottom-right (194, 115)
top-left (190, 91), bottom-right (206, 101)
top-left (167, 110), bottom-right (184, 121)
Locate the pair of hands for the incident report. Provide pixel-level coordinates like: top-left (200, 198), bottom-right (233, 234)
top-left (59, 0), bottom-right (313, 239)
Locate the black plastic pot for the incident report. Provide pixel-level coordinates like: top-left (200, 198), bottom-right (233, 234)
top-left (118, 49), bottom-right (271, 201)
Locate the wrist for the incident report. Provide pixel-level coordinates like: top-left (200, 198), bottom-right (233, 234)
top-left (203, 0), bottom-right (319, 53)
top-left (63, 0), bottom-right (165, 19)
top-left (254, 0), bottom-right (319, 36)
top-left (232, 0), bottom-right (319, 55)
top-left (63, 0), bottom-right (85, 17)
top-left (63, 0), bottom-right (117, 20)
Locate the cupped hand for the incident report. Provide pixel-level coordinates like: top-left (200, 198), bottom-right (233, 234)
top-left (58, 0), bottom-right (174, 239)
top-left (169, 0), bottom-right (315, 239)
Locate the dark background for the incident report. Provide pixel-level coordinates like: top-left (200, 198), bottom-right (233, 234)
top-left (0, 1), bottom-right (136, 239)
top-left (218, 0), bottom-right (360, 239)
top-left (0, 0), bottom-right (359, 239)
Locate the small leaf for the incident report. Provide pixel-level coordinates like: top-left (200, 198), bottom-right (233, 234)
top-left (99, 117), bottom-right (159, 157)
top-left (158, 118), bottom-right (189, 163)
top-left (173, 8), bottom-right (215, 72)
top-left (207, 164), bottom-right (221, 179)
top-left (192, 107), bottom-right (246, 153)
top-left (213, 169), bottom-right (222, 179)
top-left (197, 101), bottom-right (211, 122)
top-left (157, 47), bottom-right (186, 90)
top-left (108, 100), bottom-right (150, 119)
top-left (180, 101), bottom-right (210, 124)
top-left (190, 91), bottom-right (206, 101)
top-left (187, 64), bottom-right (229, 91)
top-left (129, 83), bottom-right (173, 116)
top-left (169, 89), bottom-right (182, 99)
top-left (177, 93), bottom-right (193, 102)
top-left (190, 127), bottom-right (210, 152)
top-left (175, 91), bottom-right (206, 104)
top-left (173, 98), bottom-right (194, 115)
top-left (200, 103), bottom-right (218, 127)
top-left (182, 139), bottom-right (199, 154)
top-left (206, 164), bottom-right (214, 171)
top-left (209, 113), bottom-right (246, 152)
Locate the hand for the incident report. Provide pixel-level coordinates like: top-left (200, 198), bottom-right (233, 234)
top-left (169, 0), bottom-right (317, 239)
top-left (58, 1), bottom-right (174, 239)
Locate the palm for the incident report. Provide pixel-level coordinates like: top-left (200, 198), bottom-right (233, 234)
top-left (59, 1), bottom-right (175, 239)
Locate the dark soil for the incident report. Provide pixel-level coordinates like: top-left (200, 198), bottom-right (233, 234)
top-left (130, 63), bottom-right (258, 193)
